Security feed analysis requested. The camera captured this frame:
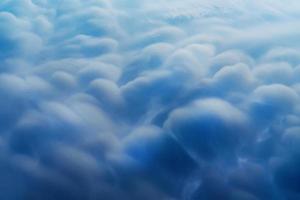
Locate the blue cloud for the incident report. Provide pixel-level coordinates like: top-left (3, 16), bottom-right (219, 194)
top-left (165, 98), bottom-right (248, 161)
top-left (1, 0), bottom-right (300, 199)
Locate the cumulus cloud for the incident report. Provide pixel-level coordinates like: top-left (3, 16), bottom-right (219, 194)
top-left (165, 98), bottom-right (248, 161)
top-left (1, 0), bottom-right (300, 199)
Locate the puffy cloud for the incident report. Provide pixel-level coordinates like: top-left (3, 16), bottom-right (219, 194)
top-left (253, 62), bottom-right (294, 85)
top-left (211, 63), bottom-right (256, 93)
top-left (0, 12), bottom-right (42, 60)
top-left (262, 47), bottom-right (300, 65)
top-left (165, 98), bottom-right (248, 161)
top-left (60, 35), bottom-right (119, 58)
top-left (1, 0), bottom-right (300, 199)
top-left (272, 155), bottom-right (300, 195)
top-left (50, 71), bottom-right (77, 91)
top-left (87, 78), bottom-right (124, 112)
top-left (133, 26), bottom-right (185, 48)
top-left (209, 50), bottom-right (254, 75)
top-left (250, 84), bottom-right (299, 120)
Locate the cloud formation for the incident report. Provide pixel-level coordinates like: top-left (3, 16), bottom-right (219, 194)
top-left (1, 0), bottom-right (300, 199)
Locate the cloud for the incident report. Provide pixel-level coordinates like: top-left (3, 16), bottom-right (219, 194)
top-left (165, 98), bottom-right (248, 161)
top-left (0, 0), bottom-right (300, 199)
top-left (253, 62), bottom-right (294, 85)
top-left (211, 63), bottom-right (255, 94)
top-left (250, 84), bottom-right (298, 116)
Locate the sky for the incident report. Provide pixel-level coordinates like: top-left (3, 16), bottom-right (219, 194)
top-left (0, 0), bottom-right (300, 199)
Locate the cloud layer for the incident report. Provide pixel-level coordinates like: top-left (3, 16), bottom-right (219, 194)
top-left (1, 0), bottom-right (300, 199)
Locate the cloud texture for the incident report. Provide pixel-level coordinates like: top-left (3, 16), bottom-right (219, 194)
top-left (1, 0), bottom-right (300, 199)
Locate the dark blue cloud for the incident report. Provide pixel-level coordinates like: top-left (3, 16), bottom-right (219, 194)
top-left (1, 0), bottom-right (300, 199)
